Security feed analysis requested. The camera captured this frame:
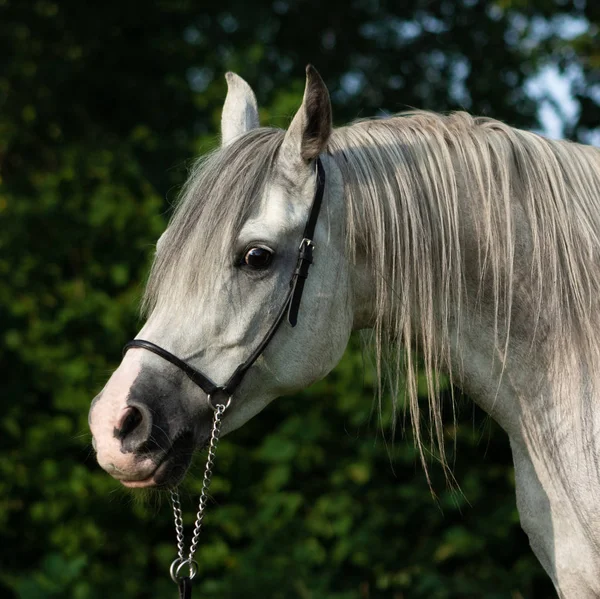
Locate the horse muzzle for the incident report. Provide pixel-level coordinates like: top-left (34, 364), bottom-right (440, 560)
top-left (89, 359), bottom-right (209, 488)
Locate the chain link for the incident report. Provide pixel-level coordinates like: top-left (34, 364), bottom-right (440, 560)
top-left (169, 399), bottom-right (228, 583)
top-left (170, 488), bottom-right (186, 562)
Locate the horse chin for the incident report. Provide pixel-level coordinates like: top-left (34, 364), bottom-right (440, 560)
top-left (120, 430), bottom-right (195, 490)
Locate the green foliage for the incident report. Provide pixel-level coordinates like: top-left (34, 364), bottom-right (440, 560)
top-left (0, 0), bottom-right (597, 597)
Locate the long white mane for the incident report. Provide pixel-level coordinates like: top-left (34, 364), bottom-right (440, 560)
top-left (330, 111), bottom-right (600, 471)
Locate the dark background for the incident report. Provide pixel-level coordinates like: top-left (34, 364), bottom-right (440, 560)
top-left (1, 0), bottom-right (598, 597)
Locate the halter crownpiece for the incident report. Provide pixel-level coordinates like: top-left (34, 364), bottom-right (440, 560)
top-left (122, 157), bottom-right (326, 596)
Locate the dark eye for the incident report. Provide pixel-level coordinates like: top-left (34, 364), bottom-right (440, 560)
top-left (243, 247), bottom-right (273, 269)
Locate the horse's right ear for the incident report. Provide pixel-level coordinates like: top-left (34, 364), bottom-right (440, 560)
top-left (221, 72), bottom-right (260, 146)
top-left (280, 65), bottom-right (332, 166)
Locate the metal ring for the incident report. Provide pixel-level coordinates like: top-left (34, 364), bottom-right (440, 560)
top-left (206, 394), bottom-right (232, 412)
top-left (169, 557), bottom-right (182, 583)
top-left (170, 557), bottom-right (198, 583)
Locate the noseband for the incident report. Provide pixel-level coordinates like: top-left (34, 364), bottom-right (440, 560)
top-left (123, 157), bottom-right (326, 406)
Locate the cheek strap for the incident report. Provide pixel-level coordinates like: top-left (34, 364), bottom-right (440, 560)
top-left (288, 157), bottom-right (325, 326)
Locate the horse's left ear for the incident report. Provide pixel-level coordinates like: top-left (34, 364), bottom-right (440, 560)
top-left (280, 65), bottom-right (332, 165)
top-left (221, 72), bottom-right (260, 146)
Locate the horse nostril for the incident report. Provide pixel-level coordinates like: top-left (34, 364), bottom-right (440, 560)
top-left (115, 406), bottom-right (143, 440)
top-left (112, 403), bottom-right (154, 454)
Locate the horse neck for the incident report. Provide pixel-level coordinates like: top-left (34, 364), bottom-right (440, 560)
top-left (340, 119), bottom-right (600, 595)
top-left (450, 171), bottom-right (600, 594)
top-left (454, 290), bottom-right (600, 595)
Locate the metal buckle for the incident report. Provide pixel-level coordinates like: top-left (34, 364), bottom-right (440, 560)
top-left (299, 237), bottom-right (315, 250)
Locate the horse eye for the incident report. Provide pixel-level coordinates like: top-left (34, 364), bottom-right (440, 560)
top-left (243, 247), bottom-right (273, 269)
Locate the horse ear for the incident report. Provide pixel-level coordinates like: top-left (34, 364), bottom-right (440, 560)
top-left (280, 65), bottom-right (332, 165)
top-left (221, 72), bottom-right (260, 146)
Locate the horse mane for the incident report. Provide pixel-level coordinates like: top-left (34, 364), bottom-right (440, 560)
top-left (329, 111), bottom-right (600, 475)
top-left (144, 110), bottom-right (600, 477)
top-left (142, 128), bottom-right (285, 318)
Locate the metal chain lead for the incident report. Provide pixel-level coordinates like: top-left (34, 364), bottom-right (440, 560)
top-left (169, 399), bottom-right (229, 584)
top-left (170, 488), bottom-right (186, 562)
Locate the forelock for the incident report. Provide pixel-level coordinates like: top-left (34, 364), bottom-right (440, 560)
top-left (143, 127), bottom-right (285, 315)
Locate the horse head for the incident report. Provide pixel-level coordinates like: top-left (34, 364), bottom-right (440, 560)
top-left (89, 67), bottom-right (357, 488)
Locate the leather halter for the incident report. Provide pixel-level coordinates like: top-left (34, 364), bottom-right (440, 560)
top-left (123, 157), bottom-right (326, 404)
